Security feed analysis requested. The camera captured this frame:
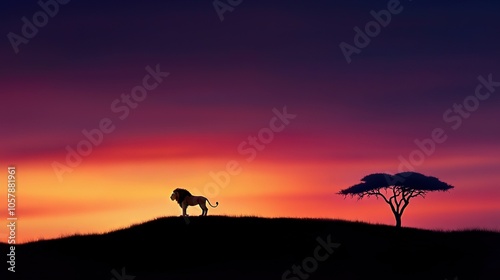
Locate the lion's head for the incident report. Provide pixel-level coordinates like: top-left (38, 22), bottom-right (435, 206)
top-left (170, 188), bottom-right (193, 206)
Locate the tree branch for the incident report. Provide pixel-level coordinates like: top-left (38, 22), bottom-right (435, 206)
top-left (409, 190), bottom-right (427, 198)
top-left (399, 189), bottom-right (415, 215)
top-left (392, 187), bottom-right (401, 212)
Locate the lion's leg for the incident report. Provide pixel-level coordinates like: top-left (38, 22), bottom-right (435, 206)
top-left (200, 202), bottom-right (208, 216)
top-left (182, 203), bottom-right (188, 216)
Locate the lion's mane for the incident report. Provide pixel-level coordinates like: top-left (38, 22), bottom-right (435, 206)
top-left (173, 188), bottom-right (192, 207)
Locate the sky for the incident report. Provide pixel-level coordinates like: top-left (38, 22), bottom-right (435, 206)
top-left (1, 0), bottom-right (500, 243)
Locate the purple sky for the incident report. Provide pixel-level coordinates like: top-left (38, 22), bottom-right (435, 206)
top-left (1, 0), bottom-right (500, 236)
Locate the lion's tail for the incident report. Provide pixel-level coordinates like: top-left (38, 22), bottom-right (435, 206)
top-left (207, 199), bottom-right (218, 208)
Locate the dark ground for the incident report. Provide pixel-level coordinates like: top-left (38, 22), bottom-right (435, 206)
top-left (1, 216), bottom-right (499, 280)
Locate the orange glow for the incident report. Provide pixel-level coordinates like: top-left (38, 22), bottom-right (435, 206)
top-left (2, 146), bottom-right (500, 244)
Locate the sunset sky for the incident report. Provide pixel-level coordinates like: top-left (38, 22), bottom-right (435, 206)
top-left (1, 0), bottom-right (500, 243)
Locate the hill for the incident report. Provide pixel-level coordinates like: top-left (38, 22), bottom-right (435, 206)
top-left (1, 216), bottom-right (499, 280)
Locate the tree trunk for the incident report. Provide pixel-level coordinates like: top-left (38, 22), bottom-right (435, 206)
top-left (394, 213), bottom-right (402, 228)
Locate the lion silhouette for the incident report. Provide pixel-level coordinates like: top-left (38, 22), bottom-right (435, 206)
top-left (170, 188), bottom-right (218, 216)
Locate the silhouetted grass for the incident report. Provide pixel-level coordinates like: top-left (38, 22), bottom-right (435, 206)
top-left (1, 216), bottom-right (499, 280)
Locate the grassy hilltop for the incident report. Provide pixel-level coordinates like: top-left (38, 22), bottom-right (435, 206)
top-left (1, 216), bottom-right (499, 280)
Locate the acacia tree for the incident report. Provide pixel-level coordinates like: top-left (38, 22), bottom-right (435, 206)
top-left (338, 172), bottom-right (454, 228)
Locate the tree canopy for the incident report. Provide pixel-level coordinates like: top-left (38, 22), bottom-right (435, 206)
top-left (338, 172), bottom-right (454, 227)
top-left (339, 172), bottom-right (454, 196)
